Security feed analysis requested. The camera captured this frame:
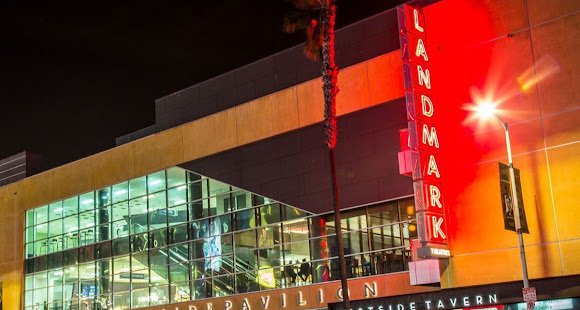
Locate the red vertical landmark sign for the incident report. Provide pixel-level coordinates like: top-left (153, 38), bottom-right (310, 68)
top-left (397, 5), bottom-right (449, 255)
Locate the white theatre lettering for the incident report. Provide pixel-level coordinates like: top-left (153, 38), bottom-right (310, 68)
top-left (164, 283), bottom-right (497, 310)
top-left (413, 9), bottom-right (424, 32)
top-left (426, 155), bottom-right (440, 178)
top-left (432, 216), bottom-right (446, 239)
top-left (417, 66), bottom-right (431, 89)
top-left (421, 125), bottom-right (439, 148)
top-left (421, 95), bottom-right (433, 117)
top-left (366, 294), bottom-right (498, 310)
top-left (415, 39), bottom-right (428, 61)
top-left (429, 185), bottom-right (441, 208)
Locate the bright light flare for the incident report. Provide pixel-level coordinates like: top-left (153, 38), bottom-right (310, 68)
top-left (463, 87), bottom-right (504, 128)
top-left (517, 55), bottom-right (560, 92)
top-left (474, 101), bottom-right (497, 120)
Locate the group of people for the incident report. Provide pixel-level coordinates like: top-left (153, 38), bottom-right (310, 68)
top-left (284, 259), bottom-right (311, 285)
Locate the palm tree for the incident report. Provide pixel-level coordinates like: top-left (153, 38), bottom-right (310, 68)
top-left (284, 0), bottom-right (349, 308)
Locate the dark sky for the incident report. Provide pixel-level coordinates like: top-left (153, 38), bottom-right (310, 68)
top-left (0, 0), bottom-right (397, 171)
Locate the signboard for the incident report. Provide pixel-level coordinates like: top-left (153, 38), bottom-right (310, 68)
top-left (499, 163), bottom-right (529, 233)
top-left (397, 3), bottom-right (449, 257)
top-left (522, 287), bottom-right (536, 302)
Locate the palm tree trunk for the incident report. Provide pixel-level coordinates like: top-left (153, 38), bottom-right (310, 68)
top-left (321, 0), bottom-right (349, 309)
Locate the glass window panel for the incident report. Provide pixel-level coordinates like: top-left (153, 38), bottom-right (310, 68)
top-left (34, 252), bottom-right (48, 271)
top-left (62, 249), bottom-right (78, 267)
top-left (235, 229), bottom-right (257, 251)
top-left (171, 281), bottom-right (191, 303)
top-left (25, 258), bottom-right (34, 274)
top-left (169, 263), bottom-right (190, 283)
top-left (218, 214), bottom-right (232, 234)
top-left (79, 246), bottom-right (95, 263)
top-left (214, 194), bottom-right (231, 215)
top-left (112, 220), bottom-right (129, 239)
top-left (112, 182), bottom-right (129, 204)
top-left (398, 198), bottom-right (415, 221)
top-left (167, 167), bottom-right (186, 189)
top-left (35, 272), bottom-right (48, 288)
top-left (48, 219), bottom-right (63, 239)
top-left (149, 285), bottom-right (169, 306)
top-left (236, 208), bottom-right (255, 230)
top-left (189, 199), bottom-right (209, 220)
top-left (129, 176), bottom-right (147, 199)
top-left (64, 266), bottom-right (78, 284)
top-left (111, 201), bottom-right (129, 222)
top-left (284, 239), bottom-right (310, 264)
top-left (131, 233), bottom-right (148, 253)
top-left (63, 215), bottom-right (79, 236)
top-left (129, 198), bottom-right (148, 234)
top-left (96, 187), bottom-right (111, 207)
top-left (36, 205), bottom-right (48, 224)
top-left (131, 251), bottom-right (148, 271)
top-left (36, 221), bottom-right (49, 241)
top-left (96, 241), bottom-right (112, 260)
top-left (149, 249), bottom-right (168, 270)
top-left (49, 202), bottom-right (64, 221)
top-left (113, 291), bottom-right (130, 308)
top-left (260, 203), bottom-right (281, 225)
top-left (26, 209), bottom-right (35, 227)
top-left (79, 227), bottom-right (95, 247)
top-left (48, 269), bottom-right (64, 286)
top-left (96, 223), bottom-right (110, 242)
top-left (168, 187), bottom-right (188, 208)
top-left (61, 197), bottom-right (78, 219)
top-left (25, 226), bottom-right (35, 243)
top-left (168, 203), bottom-right (188, 228)
top-left (207, 179), bottom-right (230, 198)
top-left (79, 210), bottom-right (95, 235)
top-left (148, 192), bottom-right (166, 211)
top-left (79, 192), bottom-right (95, 213)
top-left (232, 191), bottom-right (251, 210)
top-left (131, 288), bottom-right (150, 308)
top-left (35, 239), bottom-right (48, 257)
top-left (257, 225), bottom-right (278, 249)
top-left (188, 178), bottom-right (205, 201)
top-left (78, 262), bottom-right (97, 282)
top-left (236, 271), bottom-right (259, 293)
top-left (48, 252), bottom-right (63, 270)
top-left (190, 240), bottom-right (204, 260)
top-left (147, 171), bottom-right (166, 193)
top-left (113, 255), bottom-right (131, 275)
top-left (283, 219), bottom-right (309, 244)
top-left (149, 229), bottom-right (167, 249)
top-left (34, 288), bottom-right (48, 307)
top-left (26, 242), bottom-right (34, 258)
top-left (150, 274), bottom-right (169, 290)
top-left (25, 290), bottom-right (34, 307)
top-left (219, 234), bottom-right (233, 255)
top-left (284, 205), bottom-right (307, 221)
top-left (168, 223), bottom-right (189, 244)
top-left (48, 233), bottom-right (64, 254)
top-left (112, 237), bottom-right (130, 256)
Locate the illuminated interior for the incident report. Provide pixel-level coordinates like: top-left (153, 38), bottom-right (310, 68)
top-left (24, 167), bottom-right (417, 309)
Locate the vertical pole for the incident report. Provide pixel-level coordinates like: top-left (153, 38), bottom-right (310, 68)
top-left (502, 122), bottom-right (530, 289)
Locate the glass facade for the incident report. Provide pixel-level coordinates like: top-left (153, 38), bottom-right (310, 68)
top-left (24, 167), bottom-right (417, 310)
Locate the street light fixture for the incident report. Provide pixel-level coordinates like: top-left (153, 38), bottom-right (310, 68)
top-left (474, 102), bottom-right (530, 289)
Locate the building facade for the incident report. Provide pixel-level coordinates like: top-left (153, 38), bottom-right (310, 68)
top-left (1, 0), bottom-right (579, 309)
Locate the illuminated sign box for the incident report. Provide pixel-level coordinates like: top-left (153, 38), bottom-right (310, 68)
top-left (397, 4), bottom-right (449, 256)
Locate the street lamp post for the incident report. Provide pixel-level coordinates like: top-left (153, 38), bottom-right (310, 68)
top-left (475, 103), bottom-right (530, 289)
top-left (498, 119), bottom-right (530, 289)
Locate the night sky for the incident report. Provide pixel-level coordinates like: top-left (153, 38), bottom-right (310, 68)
top-left (0, 0), bottom-right (397, 171)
